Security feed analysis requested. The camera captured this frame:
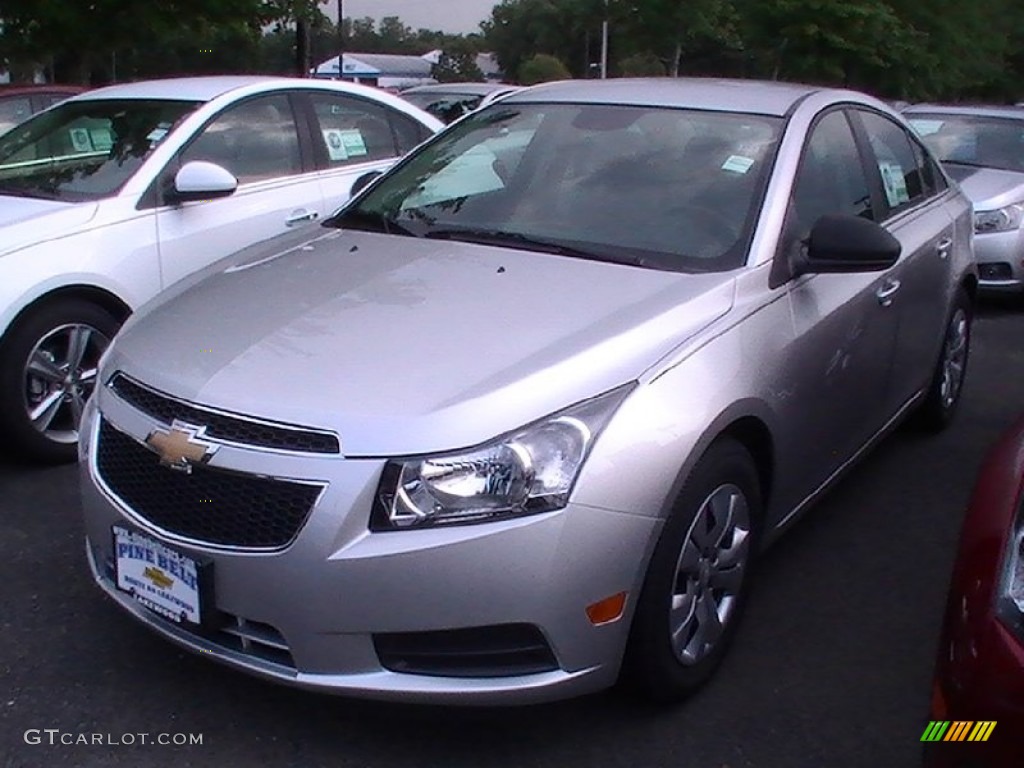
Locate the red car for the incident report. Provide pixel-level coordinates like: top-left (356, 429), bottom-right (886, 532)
top-left (925, 416), bottom-right (1024, 767)
top-left (0, 84), bottom-right (85, 134)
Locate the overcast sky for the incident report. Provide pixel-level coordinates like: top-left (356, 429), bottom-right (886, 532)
top-left (323, 0), bottom-right (496, 34)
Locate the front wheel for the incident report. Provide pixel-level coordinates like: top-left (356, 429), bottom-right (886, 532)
top-left (620, 437), bottom-right (762, 703)
top-left (0, 299), bottom-right (119, 464)
top-left (914, 288), bottom-right (972, 432)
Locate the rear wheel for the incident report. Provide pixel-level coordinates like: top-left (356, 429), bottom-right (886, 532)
top-left (0, 299), bottom-right (119, 463)
top-left (621, 438), bottom-right (762, 703)
top-left (914, 288), bottom-right (972, 432)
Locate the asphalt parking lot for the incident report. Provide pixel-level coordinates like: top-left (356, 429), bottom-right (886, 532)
top-left (2, 299), bottom-right (1023, 768)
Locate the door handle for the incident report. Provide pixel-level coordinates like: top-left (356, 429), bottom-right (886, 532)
top-left (876, 278), bottom-right (902, 307)
top-left (937, 237), bottom-right (953, 259)
top-left (286, 209), bottom-right (319, 227)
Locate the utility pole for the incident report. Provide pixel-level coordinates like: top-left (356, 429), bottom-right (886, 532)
top-left (337, 0), bottom-right (345, 80)
top-left (600, 0), bottom-right (609, 79)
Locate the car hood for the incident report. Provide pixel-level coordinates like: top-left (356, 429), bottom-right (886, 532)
top-left (0, 195), bottom-right (98, 256)
top-left (107, 229), bottom-right (735, 456)
top-left (944, 164), bottom-right (1024, 210)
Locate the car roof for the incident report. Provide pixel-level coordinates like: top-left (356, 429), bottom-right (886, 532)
top-left (903, 103), bottom-right (1024, 121)
top-left (72, 76), bottom-right (287, 102)
top-left (403, 82), bottom-right (512, 96)
top-left (0, 84), bottom-right (85, 97)
top-left (500, 77), bottom-right (829, 117)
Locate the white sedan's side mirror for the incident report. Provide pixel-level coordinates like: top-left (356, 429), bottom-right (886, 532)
top-left (171, 161), bottom-right (238, 203)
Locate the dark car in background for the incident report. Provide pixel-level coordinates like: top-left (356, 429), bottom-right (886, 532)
top-left (0, 84), bottom-right (85, 134)
top-left (905, 105), bottom-right (1024, 296)
top-left (399, 82), bottom-right (519, 123)
top-left (924, 416), bottom-right (1024, 767)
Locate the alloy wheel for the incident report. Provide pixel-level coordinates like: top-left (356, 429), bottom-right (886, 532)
top-left (940, 307), bottom-right (969, 409)
top-left (669, 483), bottom-right (752, 666)
top-left (22, 323), bottom-right (109, 444)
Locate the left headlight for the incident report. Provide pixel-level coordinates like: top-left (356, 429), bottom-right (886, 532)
top-left (372, 384), bottom-right (634, 531)
top-left (974, 202), bottom-right (1024, 234)
top-left (996, 501), bottom-right (1024, 639)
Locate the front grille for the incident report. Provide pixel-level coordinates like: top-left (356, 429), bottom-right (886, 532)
top-left (374, 624), bottom-right (559, 678)
top-left (978, 262), bottom-right (1013, 281)
top-left (109, 373), bottom-right (340, 454)
top-left (96, 418), bottom-right (321, 549)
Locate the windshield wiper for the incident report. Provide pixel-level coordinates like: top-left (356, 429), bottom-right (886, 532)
top-left (423, 227), bottom-right (650, 267)
top-left (326, 209), bottom-right (417, 237)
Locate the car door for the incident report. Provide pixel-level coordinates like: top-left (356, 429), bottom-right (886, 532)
top-left (302, 91), bottom-right (432, 215)
top-left (851, 109), bottom-right (956, 413)
top-left (153, 92), bottom-right (326, 290)
top-left (780, 109), bottom-right (901, 483)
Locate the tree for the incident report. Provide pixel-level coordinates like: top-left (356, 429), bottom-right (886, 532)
top-left (618, 51), bottom-right (666, 76)
top-left (519, 53), bottom-right (571, 84)
top-left (431, 39), bottom-right (485, 82)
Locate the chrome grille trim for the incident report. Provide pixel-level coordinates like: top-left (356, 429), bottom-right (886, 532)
top-left (108, 372), bottom-right (341, 455)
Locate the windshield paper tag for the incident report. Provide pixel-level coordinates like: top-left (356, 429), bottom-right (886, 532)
top-left (722, 155), bottom-right (755, 174)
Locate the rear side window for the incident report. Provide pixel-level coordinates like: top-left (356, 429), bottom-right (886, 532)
top-left (790, 110), bottom-right (874, 239)
top-left (390, 111), bottom-right (431, 155)
top-left (857, 111), bottom-right (933, 215)
top-left (309, 93), bottom-right (398, 167)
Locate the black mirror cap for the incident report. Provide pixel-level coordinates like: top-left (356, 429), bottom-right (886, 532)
top-left (799, 214), bottom-right (902, 275)
top-left (350, 170), bottom-right (383, 197)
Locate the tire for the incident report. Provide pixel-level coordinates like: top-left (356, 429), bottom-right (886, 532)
top-left (0, 299), bottom-right (120, 464)
top-left (914, 288), bottom-right (972, 432)
top-left (620, 437), bottom-right (763, 703)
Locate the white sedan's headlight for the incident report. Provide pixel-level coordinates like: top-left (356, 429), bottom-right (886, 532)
top-left (974, 202), bottom-right (1024, 234)
top-left (372, 384), bottom-right (634, 530)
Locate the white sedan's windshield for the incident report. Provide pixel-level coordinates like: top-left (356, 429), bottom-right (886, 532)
top-left (0, 98), bottom-right (200, 201)
top-left (910, 113), bottom-right (1024, 173)
top-left (339, 103), bottom-right (783, 272)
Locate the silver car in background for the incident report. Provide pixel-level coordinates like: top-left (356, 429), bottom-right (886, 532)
top-left (905, 104), bottom-right (1024, 294)
top-left (80, 79), bottom-right (976, 705)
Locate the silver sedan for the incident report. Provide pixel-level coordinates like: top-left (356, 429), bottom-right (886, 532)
top-left (80, 78), bottom-right (976, 705)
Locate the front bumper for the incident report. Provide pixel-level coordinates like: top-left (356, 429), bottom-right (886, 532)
top-left (974, 227), bottom-right (1024, 293)
top-left (79, 389), bottom-right (662, 705)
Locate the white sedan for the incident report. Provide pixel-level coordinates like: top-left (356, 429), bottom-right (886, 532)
top-left (0, 76), bottom-right (442, 462)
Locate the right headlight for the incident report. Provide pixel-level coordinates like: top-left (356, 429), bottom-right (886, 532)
top-left (995, 500), bottom-right (1024, 638)
top-left (371, 384), bottom-right (634, 531)
top-left (974, 202), bottom-right (1024, 234)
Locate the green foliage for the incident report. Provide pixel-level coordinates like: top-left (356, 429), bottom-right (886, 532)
top-left (432, 39), bottom-right (485, 82)
top-left (519, 53), bottom-right (571, 84)
top-left (618, 52), bottom-right (667, 77)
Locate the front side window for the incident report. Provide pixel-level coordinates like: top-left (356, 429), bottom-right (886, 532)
top-left (858, 110), bottom-right (932, 214)
top-left (910, 113), bottom-right (1024, 173)
top-left (335, 103), bottom-right (783, 273)
top-left (790, 110), bottom-right (874, 240)
top-left (309, 93), bottom-right (398, 167)
top-left (0, 98), bottom-right (198, 201)
top-left (180, 94), bottom-right (301, 184)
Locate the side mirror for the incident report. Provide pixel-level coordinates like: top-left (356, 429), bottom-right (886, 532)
top-left (795, 214), bottom-right (902, 276)
top-left (169, 161), bottom-right (238, 204)
top-left (350, 170), bottom-right (382, 197)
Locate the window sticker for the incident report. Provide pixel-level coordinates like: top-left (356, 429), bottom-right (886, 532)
top-left (878, 161), bottom-right (910, 206)
top-left (722, 154), bottom-right (755, 174)
top-left (338, 129), bottom-right (368, 157)
top-left (89, 128), bottom-right (114, 151)
top-left (146, 124), bottom-right (170, 145)
top-left (322, 129), bottom-right (349, 161)
top-left (69, 128), bottom-right (93, 152)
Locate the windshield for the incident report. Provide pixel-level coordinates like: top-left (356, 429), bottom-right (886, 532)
top-left (909, 113), bottom-right (1024, 173)
top-left (0, 98), bottom-right (201, 201)
top-left (402, 92), bottom-right (485, 123)
top-left (331, 103), bottom-right (782, 273)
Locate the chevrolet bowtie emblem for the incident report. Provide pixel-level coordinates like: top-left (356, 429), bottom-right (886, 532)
top-left (142, 566), bottom-right (174, 590)
top-left (145, 421), bottom-right (218, 473)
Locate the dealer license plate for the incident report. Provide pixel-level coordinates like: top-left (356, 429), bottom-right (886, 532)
top-left (113, 526), bottom-right (202, 625)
